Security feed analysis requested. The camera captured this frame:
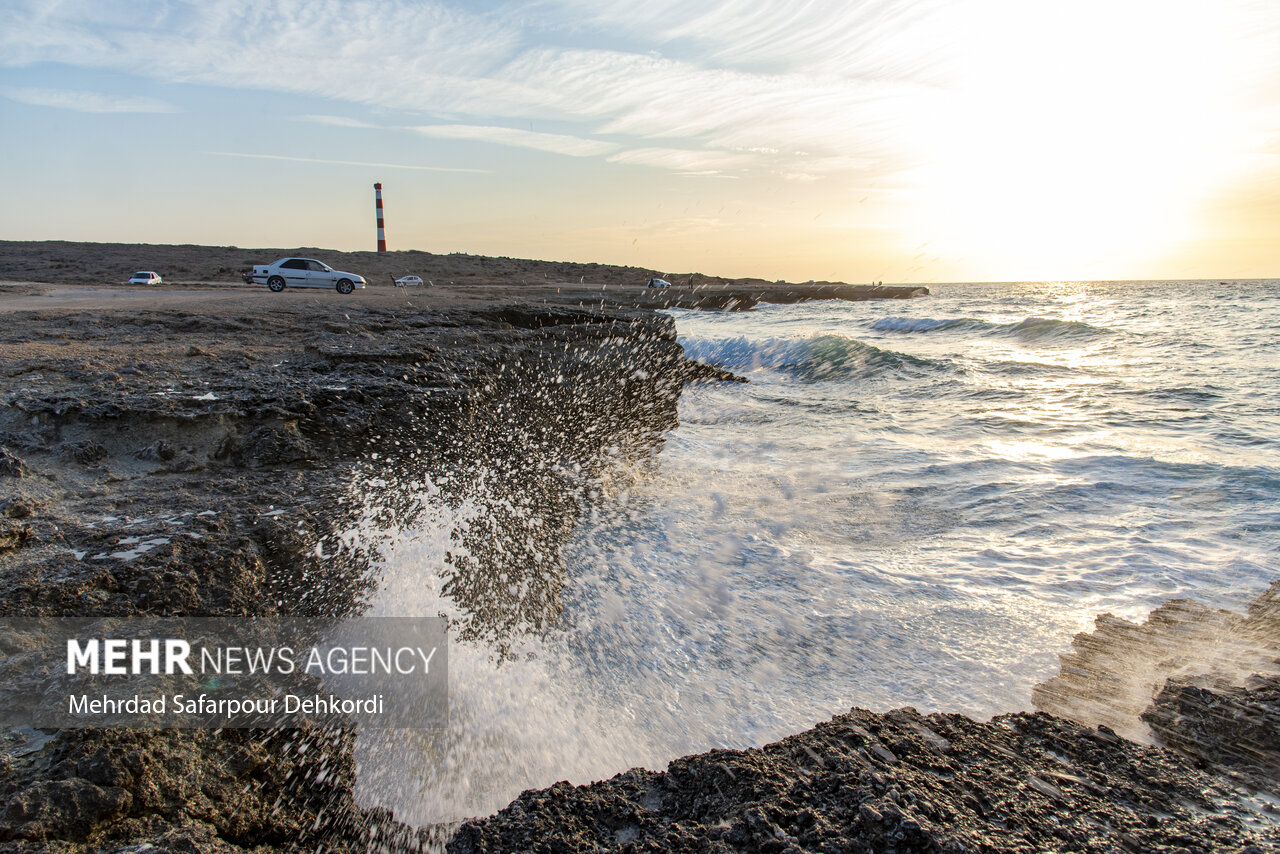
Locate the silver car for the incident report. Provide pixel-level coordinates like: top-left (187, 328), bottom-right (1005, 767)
top-left (250, 258), bottom-right (366, 294)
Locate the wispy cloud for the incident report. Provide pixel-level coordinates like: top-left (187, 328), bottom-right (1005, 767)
top-left (208, 151), bottom-right (489, 172)
top-left (526, 0), bottom-right (950, 81)
top-left (411, 124), bottom-right (620, 157)
top-left (494, 46), bottom-right (916, 175)
top-left (1, 86), bottom-right (178, 114)
top-left (298, 114), bottom-right (626, 163)
top-left (293, 114), bottom-right (379, 129)
top-left (607, 147), bottom-right (751, 174)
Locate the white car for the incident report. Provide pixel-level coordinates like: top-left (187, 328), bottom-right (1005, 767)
top-left (394, 275), bottom-right (424, 287)
top-left (129, 271), bottom-right (163, 285)
top-left (248, 258), bottom-right (366, 294)
top-left (647, 278), bottom-right (671, 288)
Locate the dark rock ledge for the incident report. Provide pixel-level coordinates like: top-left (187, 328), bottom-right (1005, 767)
top-left (452, 706), bottom-right (1276, 854)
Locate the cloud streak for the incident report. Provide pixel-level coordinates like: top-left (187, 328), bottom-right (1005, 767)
top-left (606, 147), bottom-right (752, 174)
top-left (207, 151), bottom-right (489, 172)
top-left (411, 124), bottom-right (620, 157)
top-left (292, 114), bottom-right (380, 129)
top-left (1, 86), bottom-right (178, 113)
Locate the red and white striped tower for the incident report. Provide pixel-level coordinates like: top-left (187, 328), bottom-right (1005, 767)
top-left (373, 182), bottom-right (387, 252)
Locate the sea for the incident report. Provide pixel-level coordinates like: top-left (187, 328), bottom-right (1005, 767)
top-left (353, 279), bottom-right (1280, 828)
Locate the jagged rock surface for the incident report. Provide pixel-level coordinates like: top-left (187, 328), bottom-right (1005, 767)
top-left (451, 707), bottom-right (1279, 853)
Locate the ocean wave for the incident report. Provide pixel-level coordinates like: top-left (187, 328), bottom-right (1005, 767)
top-left (1007, 317), bottom-right (1113, 340)
top-left (977, 359), bottom-right (1084, 377)
top-left (871, 315), bottom-right (1113, 341)
top-left (870, 317), bottom-right (972, 333)
top-left (679, 334), bottom-right (948, 380)
top-left (1135, 385), bottom-right (1226, 405)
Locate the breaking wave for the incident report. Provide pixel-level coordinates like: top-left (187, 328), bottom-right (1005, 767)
top-left (679, 334), bottom-right (949, 380)
top-left (871, 315), bottom-right (1114, 341)
top-left (869, 317), bottom-right (972, 333)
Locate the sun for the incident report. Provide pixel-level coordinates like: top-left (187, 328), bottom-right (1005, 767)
top-left (905, 0), bottom-right (1265, 280)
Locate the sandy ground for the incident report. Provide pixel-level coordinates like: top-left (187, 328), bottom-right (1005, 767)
top-left (1, 279), bottom-right (936, 321)
top-left (0, 280), bottom-right (635, 313)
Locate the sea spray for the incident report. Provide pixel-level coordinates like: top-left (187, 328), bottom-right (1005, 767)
top-left (344, 469), bottom-right (670, 828)
top-left (348, 280), bottom-right (1280, 835)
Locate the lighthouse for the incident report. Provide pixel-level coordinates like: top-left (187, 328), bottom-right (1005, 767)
top-left (374, 183), bottom-right (386, 253)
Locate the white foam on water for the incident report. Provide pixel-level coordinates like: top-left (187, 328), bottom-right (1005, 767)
top-left (344, 458), bottom-right (1075, 834)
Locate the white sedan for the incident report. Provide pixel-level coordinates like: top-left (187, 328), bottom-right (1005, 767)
top-left (248, 258), bottom-right (366, 294)
top-left (129, 271), bottom-right (163, 285)
top-left (394, 275), bottom-right (424, 287)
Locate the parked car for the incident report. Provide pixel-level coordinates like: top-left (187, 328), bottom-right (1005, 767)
top-left (646, 278), bottom-right (671, 288)
top-left (247, 258), bottom-right (366, 294)
top-left (393, 275), bottom-right (424, 287)
top-left (129, 271), bottom-right (163, 285)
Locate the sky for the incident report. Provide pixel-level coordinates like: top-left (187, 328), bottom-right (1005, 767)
top-left (2, 0), bottom-right (1279, 284)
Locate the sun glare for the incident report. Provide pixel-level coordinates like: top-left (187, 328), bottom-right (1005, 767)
top-left (907, 0), bottom-right (1263, 280)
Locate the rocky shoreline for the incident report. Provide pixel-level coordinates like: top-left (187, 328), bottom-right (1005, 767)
top-left (0, 293), bottom-right (710, 851)
top-left (0, 255), bottom-right (1277, 852)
